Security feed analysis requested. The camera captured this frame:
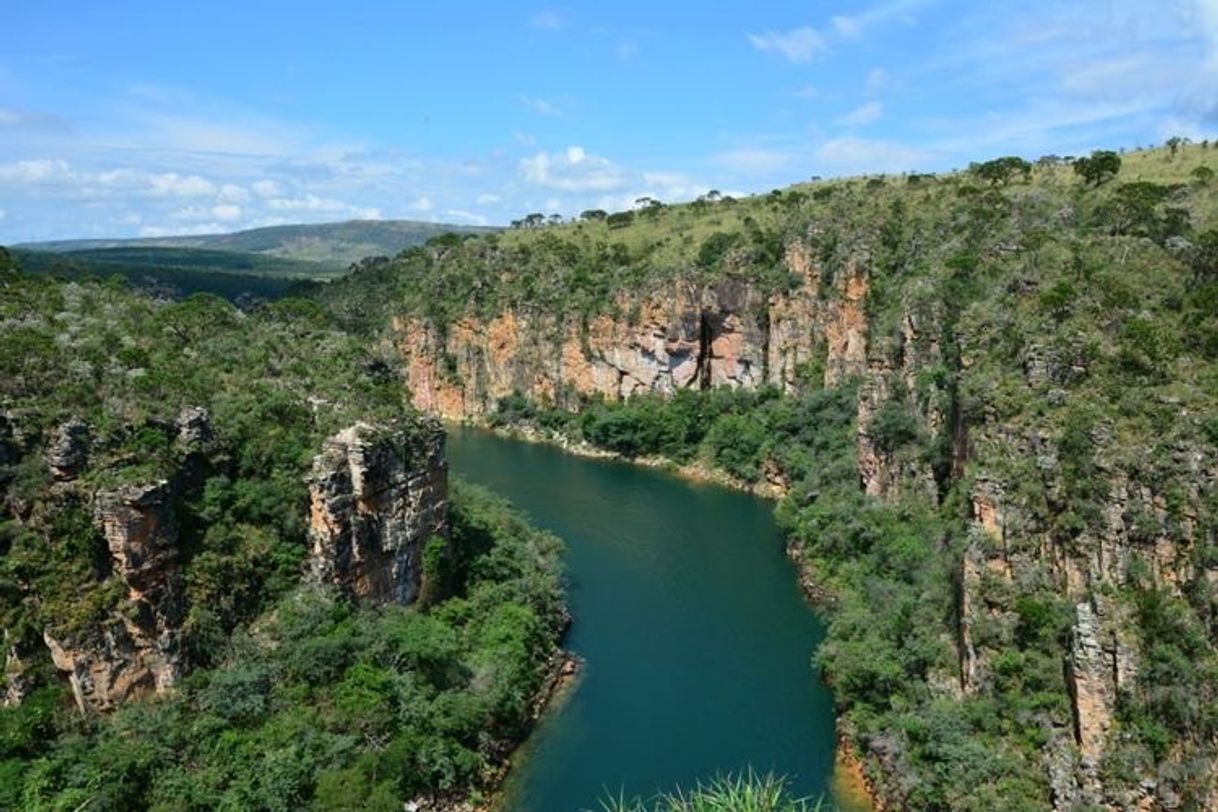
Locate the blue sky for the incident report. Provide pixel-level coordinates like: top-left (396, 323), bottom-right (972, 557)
top-left (1, 0), bottom-right (1215, 242)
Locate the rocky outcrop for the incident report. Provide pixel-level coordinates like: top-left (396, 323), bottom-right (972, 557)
top-left (174, 406), bottom-right (215, 452)
top-left (3, 629), bottom-right (27, 708)
top-left (857, 304), bottom-right (946, 501)
top-left (46, 480), bottom-right (183, 712)
top-left (397, 238), bottom-right (869, 418)
top-left (1065, 596), bottom-right (1139, 805)
top-left (309, 419), bottom-right (449, 605)
top-left (46, 417), bottom-right (90, 481)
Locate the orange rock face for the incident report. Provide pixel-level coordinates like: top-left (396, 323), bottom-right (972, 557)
top-left (395, 239), bottom-right (870, 418)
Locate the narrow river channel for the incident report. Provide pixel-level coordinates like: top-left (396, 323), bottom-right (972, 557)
top-left (447, 427), bottom-right (849, 811)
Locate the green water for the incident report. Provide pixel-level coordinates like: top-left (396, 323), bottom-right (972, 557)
top-left (446, 428), bottom-right (839, 812)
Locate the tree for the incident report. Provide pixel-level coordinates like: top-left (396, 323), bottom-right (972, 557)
top-left (1166, 136), bottom-right (1188, 158)
top-left (1192, 166), bottom-right (1214, 186)
top-left (971, 156), bottom-right (1032, 186)
top-left (579, 209), bottom-right (607, 221)
top-left (0, 247), bottom-right (18, 283)
top-left (1073, 150), bottom-right (1121, 186)
top-left (606, 210), bottom-right (634, 229)
top-left (1189, 229), bottom-right (1218, 286)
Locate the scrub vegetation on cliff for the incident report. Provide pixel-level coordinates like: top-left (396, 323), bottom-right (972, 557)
top-left (318, 141), bottom-right (1218, 809)
top-left (0, 254), bottom-right (567, 810)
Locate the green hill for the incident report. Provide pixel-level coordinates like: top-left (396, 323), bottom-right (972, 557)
top-left (18, 218), bottom-right (499, 268)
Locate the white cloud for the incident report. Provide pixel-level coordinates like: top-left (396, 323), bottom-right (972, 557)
top-left (747, 27), bottom-right (827, 64)
top-left (148, 172), bottom-right (216, 197)
top-left (520, 148), bottom-right (631, 192)
top-left (519, 95), bottom-right (563, 116)
top-left (712, 148), bottom-right (791, 173)
top-left (252, 179), bottom-right (282, 197)
top-left (0, 159), bottom-right (73, 184)
top-left (530, 10), bottom-right (564, 30)
top-left (0, 210), bottom-right (6, 221)
top-left (831, 0), bottom-right (930, 40)
top-left (412, 195), bottom-right (434, 212)
top-left (476, 193), bottom-right (501, 205)
top-left (218, 183), bottom-right (248, 202)
top-left (616, 41), bottom-right (639, 60)
top-left (815, 136), bottom-right (931, 173)
top-left (211, 203), bottom-right (242, 221)
top-left (838, 101), bottom-right (884, 127)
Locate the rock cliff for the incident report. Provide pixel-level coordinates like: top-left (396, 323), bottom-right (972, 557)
top-left (396, 239), bottom-right (869, 417)
top-left (308, 419), bottom-right (449, 604)
top-left (46, 480), bottom-right (183, 713)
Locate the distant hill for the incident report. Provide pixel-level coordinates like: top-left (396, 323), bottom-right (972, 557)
top-left (17, 218), bottom-right (499, 268)
top-left (10, 247), bottom-right (306, 303)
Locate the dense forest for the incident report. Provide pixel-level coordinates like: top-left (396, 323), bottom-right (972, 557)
top-left (316, 142), bottom-right (1218, 809)
top-left (0, 252), bottom-right (567, 810)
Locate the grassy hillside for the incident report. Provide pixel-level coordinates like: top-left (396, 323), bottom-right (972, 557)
top-left (317, 140), bottom-right (1218, 808)
top-left (19, 218), bottom-right (499, 268)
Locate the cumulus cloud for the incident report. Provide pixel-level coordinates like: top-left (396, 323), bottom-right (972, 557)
top-left (838, 101), bottom-right (884, 127)
top-left (520, 147), bottom-right (631, 192)
top-left (252, 179), bottom-right (282, 197)
top-left (747, 27), bottom-right (827, 63)
top-left (412, 195), bottom-right (434, 212)
top-left (0, 159), bottom-right (73, 184)
top-left (148, 173), bottom-right (216, 197)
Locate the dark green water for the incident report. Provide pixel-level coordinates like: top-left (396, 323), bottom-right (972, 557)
top-left (447, 428), bottom-right (838, 811)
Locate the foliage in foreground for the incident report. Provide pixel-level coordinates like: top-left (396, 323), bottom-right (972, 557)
top-left (0, 480), bottom-right (565, 811)
top-left (601, 773), bottom-right (823, 812)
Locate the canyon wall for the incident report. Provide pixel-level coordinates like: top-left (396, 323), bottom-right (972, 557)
top-left (397, 241), bottom-right (869, 418)
top-left (394, 233), bottom-right (1218, 809)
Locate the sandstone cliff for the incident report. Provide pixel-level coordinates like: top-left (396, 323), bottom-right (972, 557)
top-left (45, 480), bottom-right (183, 713)
top-left (396, 239), bottom-right (869, 418)
top-left (308, 419), bottom-right (449, 605)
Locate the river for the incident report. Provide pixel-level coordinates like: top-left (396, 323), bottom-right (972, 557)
top-left (446, 427), bottom-right (853, 811)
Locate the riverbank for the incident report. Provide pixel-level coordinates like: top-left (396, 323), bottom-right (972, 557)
top-left (409, 647), bottom-right (582, 812)
top-left (452, 418), bottom-right (789, 500)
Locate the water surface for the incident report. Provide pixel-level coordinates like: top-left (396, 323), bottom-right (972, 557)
top-left (447, 428), bottom-right (838, 811)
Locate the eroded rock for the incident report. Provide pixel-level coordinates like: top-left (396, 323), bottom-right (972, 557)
top-left (309, 419), bottom-right (449, 605)
top-left (46, 417), bottom-right (90, 481)
top-left (45, 480), bottom-right (183, 713)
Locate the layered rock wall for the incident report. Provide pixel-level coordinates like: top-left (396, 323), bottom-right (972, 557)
top-left (397, 240), bottom-right (869, 417)
top-left (308, 419), bottom-right (449, 605)
top-left (47, 480), bottom-right (183, 713)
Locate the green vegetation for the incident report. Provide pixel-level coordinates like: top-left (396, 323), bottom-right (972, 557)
top-left (0, 261), bottom-right (567, 810)
top-left (602, 773), bottom-right (822, 812)
top-left (319, 141), bottom-right (1218, 808)
top-left (0, 481), bottom-right (565, 810)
